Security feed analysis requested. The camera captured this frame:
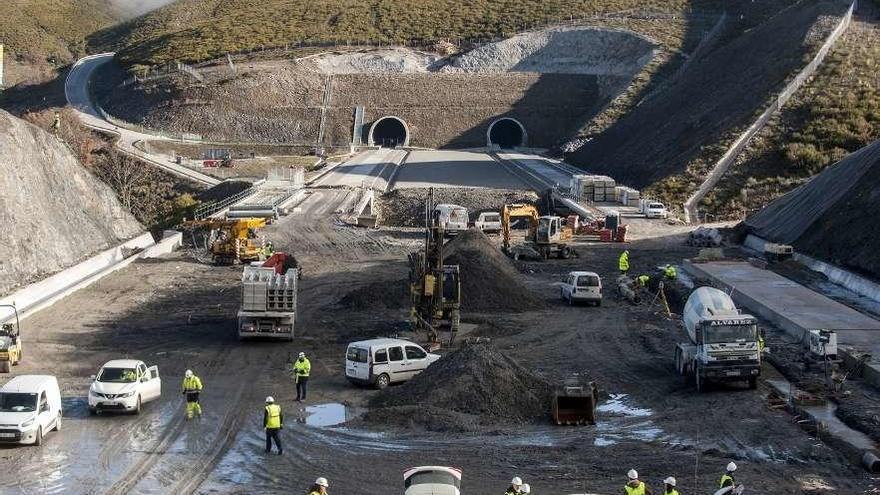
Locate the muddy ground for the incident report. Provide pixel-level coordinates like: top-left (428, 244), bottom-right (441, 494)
top-left (0, 193), bottom-right (876, 494)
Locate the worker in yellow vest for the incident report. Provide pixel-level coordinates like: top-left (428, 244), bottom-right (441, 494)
top-left (182, 369), bottom-right (203, 420)
top-left (294, 352), bottom-right (311, 402)
top-left (663, 477), bottom-right (679, 495)
top-left (719, 462), bottom-right (736, 489)
top-left (619, 250), bottom-right (630, 275)
top-left (264, 396), bottom-right (283, 454)
top-left (664, 264), bottom-right (677, 281)
top-left (308, 477), bottom-right (329, 495)
top-left (623, 469), bottom-right (653, 495)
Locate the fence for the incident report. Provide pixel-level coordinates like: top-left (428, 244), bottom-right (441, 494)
top-left (121, 61), bottom-right (204, 87)
top-left (193, 185), bottom-right (258, 220)
top-left (683, 1), bottom-right (856, 224)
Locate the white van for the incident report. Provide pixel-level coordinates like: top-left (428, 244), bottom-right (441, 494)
top-left (346, 338), bottom-right (441, 389)
top-left (433, 204), bottom-right (469, 236)
top-left (474, 211), bottom-right (502, 234)
top-left (0, 375), bottom-right (62, 446)
top-left (560, 271), bottom-right (603, 306)
top-left (404, 466), bottom-right (462, 495)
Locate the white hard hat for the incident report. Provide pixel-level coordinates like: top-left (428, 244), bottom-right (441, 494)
top-left (185, 370), bottom-right (193, 378)
top-left (664, 477), bottom-right (676, 487)
top-left (511, 476), bottom-right (522, 486)
top-left (627, 469), bottom-right (638, 480)
top-left (521, 483), bottom-right (531, 494)
top-left (265, 396), bottom-right (274, 403)
top-left (315, 477), bottom-right (329, 487)
top-left (298, 352), bottom-right (305, 358)
top-left (727, 462), bottom-right (737, 472)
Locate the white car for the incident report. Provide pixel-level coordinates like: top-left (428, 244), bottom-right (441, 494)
top-left (643, 201), bottom-right (669, 219)
top-left (560, 271), bottom-right (603, 306)
top-left (346, 338), bottom-right (441, 389)
top-left (474, 211), bottom-right (502, 234)
top-left (88, 359), bottom-right (161, 415)
top-left (404, 466), bottom-right (462, 495)
top-left (0, 375), bottom-right (62, 446)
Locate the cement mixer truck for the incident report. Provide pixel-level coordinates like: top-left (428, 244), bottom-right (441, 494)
top-left (674, 287), bottom-right (761, 392)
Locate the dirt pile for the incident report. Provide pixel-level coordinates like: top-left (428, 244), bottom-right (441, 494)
top-left (377, 188), bottom-right (537, 227)
top-left (0, 110), bottom-right (143, 296)
top-left (444, 230), bottom-right (546, 312)
top-left (368, 342), bottom-right (552, 429)
top-left (338, 279), bottom-right (409, 310)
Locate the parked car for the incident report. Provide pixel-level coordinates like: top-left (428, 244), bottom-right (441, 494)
top-left (88, 359), bottom-right (161, 415)
top-left (474, 211), bottom-right (502, 234)
top-left (560, 271), bottom-right (603, 306)
top-left (0, 375), bottom-right (62, 446)
top-left (404, 466), bottom-right (462, 495)
top-left (345, 338), bottom-right (441, 389)
top-left (433, 204), bottom-right (469, 236)
top-left (640, 200), bottom-right (669, 219)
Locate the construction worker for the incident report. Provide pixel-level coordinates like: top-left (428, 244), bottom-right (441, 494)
top-left (637, 274), bottom-right (650, 288)
top-left (182, 369), bottom-right (203, 420)
top-left (293, 351), bottom-right (311, 402)
top-left (51, 111), bottom-right (61, 133)
top-left (719, 462), bottom-right (736, 489)
top-left (619, 250), bottom-right (630, 275)
top-left (308, 477), bottom-right (329, 495)
top-left (663, 477), bottom-right (679, 495)
top-left (758, 329), bottom-right (766, 353)
top-left (505, 476), bottom-right (523, 495)
top-left (664, 264), bottom-right (677, 281)
top-left (624, 469), bottom-right (652, 495)
top-left (121, 369), bottom-right (137, 382)
top-left (263, 241), bottom-right (274, 258)
top-left (264, 396), bottom-right (283, 454)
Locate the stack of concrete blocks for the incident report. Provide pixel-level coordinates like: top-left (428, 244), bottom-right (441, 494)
top-left (618, 187), bottom-right (641, 207)
top-left (570, 175), bottom-right (618, 203)
top-left (241, 266), bottom-right (297, 312)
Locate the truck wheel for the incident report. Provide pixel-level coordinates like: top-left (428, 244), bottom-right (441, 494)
top-left (375, 374), bottom-right (390, 390)
top-left (0, 360), bottom-right (9, 373)
top-left (748, 377), bottom-right (758, 390)
top-left (674, 349), bottom-right (682, 375)
top-left (559, 246), bottom-right (572, 259)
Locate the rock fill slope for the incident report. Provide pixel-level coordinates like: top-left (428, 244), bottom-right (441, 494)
top-left (0, 110), bottom-right (143, 295)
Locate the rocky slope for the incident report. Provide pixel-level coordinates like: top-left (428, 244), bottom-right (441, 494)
top-left (0, 110), bottom-right (143, 295)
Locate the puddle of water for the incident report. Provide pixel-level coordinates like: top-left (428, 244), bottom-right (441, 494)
top-left (304, 403), bottom-right (351, 427)
top-left (596, 394), bottom-right (653, 417)
top-left (594, 437), bottom-right (617, 446)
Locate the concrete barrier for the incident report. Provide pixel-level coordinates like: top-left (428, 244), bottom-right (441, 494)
top-left (0, 231), bottom-right (182, 323)
top-left (794, 253), bottom-right (880, 303)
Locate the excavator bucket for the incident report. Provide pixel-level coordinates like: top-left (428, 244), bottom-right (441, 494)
top-left (552, 384), bottom-right (598, 426)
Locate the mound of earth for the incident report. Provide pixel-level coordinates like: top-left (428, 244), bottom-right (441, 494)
top-left (0, 110), bottom-right (143, 296)
top-left (339, 279), bottom-right (409, 310)
top-left (444, 230), bottom-right (546, 312)
top-left (745, 139), bottom-right (880, 278)
top-left (368, 343), bottom-right (552, 429)
top-left (377, 188), bottom-right (537, 227)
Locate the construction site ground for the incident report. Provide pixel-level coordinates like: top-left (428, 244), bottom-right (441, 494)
top-left (0, 191), bottom-right (876, 494)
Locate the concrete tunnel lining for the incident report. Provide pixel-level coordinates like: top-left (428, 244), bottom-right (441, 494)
top-left (368, 116), bottom-right (410, 147)
top-left (487, 117), bottom-right (528, 149)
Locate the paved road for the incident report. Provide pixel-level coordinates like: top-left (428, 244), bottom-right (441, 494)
top-left (65, 53), bottom-right (220, 186)
top-left (313, 148), bottom-right (406, 190)
top-left (393, 150), bottom-right (529, 189)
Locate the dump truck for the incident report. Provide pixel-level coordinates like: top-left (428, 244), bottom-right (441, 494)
top-left (674, 287), bottom-right (761, 392)
top-left (238, 253), bottom-right (298, 341)
top-left (552, 383), bottom-right (598, 426)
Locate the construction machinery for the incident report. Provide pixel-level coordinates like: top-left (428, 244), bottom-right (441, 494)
top-left (238, 252), bottom-right (298, 341)
top-left (501, 204), bottom-right (573, 260)
top-left (0, 305), bottom-right (22, 373)
top-left (409, 189), bottom-right (462, 347)
top-left (183, 218), bottom-right (268, 264)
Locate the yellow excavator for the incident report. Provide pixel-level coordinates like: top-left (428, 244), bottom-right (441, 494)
top-left (183, 218), bottom-right (268, 264)
top-left (501, 204), bottom-right (573, 260)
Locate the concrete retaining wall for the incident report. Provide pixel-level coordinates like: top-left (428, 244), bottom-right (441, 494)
top-left (794, 253), bottom-right (880, 303)
top-left (0, 231), bottom-right (182, 323)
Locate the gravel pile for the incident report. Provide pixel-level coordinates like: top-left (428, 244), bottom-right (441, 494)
top-left (338, 279), bottom-right (409, 310)
top-left (368, 342), bottom-right (552, 429)
top-left (377, 188), bottom-right (537, 227)
top-left (308, 48), bottom-right (441, 74)
top-left (444, 230), bottom-right (546, 312)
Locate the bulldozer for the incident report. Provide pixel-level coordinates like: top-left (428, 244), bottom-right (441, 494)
top-left (183, 218), bottom-right (268, 265)
top-left (501, 204), bottom-right (573, 260)
top-left (409, 189), bottom-right (461, 348)
top-left (0, 305), bottom-right (22, 373)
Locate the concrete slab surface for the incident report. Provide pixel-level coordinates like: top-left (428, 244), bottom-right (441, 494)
top-left (316, 148), bottom-right (405, 189)
top-left (393, 150), bottom-right (528, 189)
top-left (685, 261), bottom-right (880, 355)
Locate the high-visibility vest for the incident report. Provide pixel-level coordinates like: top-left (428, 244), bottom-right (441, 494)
top-left (665, 490), bottom-right (680, 495)
top-left (182, 375), bottom-right (202, 392)
top-left (624, 482), bottom-right (646, 495)
top-left (665, 265), bottom-right (676, 279)
top-left (265, 404), bottom-right (282, 429)
top-left (719, 474), bottom-right (735, 488)
top-left (294, 358), bottom-right (311, 378)
top-left (619, 252), bottom-right (630, 271)
top-left (638, 275), bottom-right (650, 286)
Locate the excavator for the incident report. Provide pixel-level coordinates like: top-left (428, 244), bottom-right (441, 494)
top-left (183, 218), bottom-right (268, 265)
top-left (408, 189), bottom-right (461, 348)
top-left (501, 204), bottom-right (573, 260)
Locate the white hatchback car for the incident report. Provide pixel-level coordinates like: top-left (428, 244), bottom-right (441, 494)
top-left (88, 359), bottom-right (161, 415)
top-left (404, 466), bottom-right (462, 495)
top-left (560, 271), bottom-right (603, 306)
top-left (643, 201), bottom-right (669, 219)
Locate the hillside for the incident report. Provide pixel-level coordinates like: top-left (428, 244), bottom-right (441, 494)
top-left (703, 10), bottom-right (880, 219)
top-left (0, 109), bottom-right (143, 296)
top-left (90, 0), bottom-right (704, 69)
top-left (0, 0), bottom-right (124, 86)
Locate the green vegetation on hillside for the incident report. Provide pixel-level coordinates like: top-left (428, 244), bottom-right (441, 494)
top-left (91, 0), bottom-right (701, 69)
top-left (702, 19), bottom-right (880, 219)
